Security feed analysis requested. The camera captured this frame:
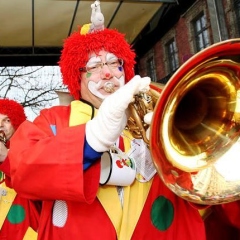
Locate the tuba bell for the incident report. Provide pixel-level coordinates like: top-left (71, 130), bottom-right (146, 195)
top-left (140, 38), bottom-right (240, 205)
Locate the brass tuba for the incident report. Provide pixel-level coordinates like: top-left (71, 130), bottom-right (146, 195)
top-left (129, 38), bottom-right (240, 205)
top-left (127, 82), bottom-right (163, 144)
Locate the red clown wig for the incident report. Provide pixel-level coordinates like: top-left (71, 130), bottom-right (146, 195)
top-left (0, 99), bottom-right (26, 130)
top-left (59, 27), bottom-right (136, 100)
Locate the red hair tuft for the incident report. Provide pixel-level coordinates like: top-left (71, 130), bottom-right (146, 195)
top-left (0, 99), bottom-right (26, 130)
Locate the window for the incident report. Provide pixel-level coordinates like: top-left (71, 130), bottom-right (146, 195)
top-left (146, 56), bottom-right (157, 82)
top-left (234, 0), bottom-right (240, 35)
top-left (166, 39), bottom-right (179, 73)
top-left (193, 13), bottom-right (210, 51)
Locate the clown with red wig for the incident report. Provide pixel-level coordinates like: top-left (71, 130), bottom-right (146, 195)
top-left (9, 1), bottom-right (207, 239)
top-left (0, 99), bottom-right (40, 240)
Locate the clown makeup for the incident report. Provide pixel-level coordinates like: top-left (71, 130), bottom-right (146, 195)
top-left (80, 50), bottom-right (125, 109)
top-left (0, 114), bottom-right (15, 141)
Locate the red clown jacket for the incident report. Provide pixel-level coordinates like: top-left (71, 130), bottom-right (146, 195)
top-left (9, 100), bottom-right (206, 240)
top-left (0, 145), bottom-right (40, 240)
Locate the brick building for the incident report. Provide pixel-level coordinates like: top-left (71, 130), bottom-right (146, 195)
top-left (136, 0), bottom-right (240, 84)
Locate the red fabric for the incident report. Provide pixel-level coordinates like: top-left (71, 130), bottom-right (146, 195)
top-left (0, 156), bottom-right (10, 178)
top-left (0, 141), bottom-right (11, 186)
top-left (118, 135), bottom-right (125, 152)
top-left (0, 142), bottom-right (40, 239)
top-left (0, 196), bottom-right (41, 240)
top-left (0, 158), bottom-right (11, 187)
top-left (34, 175), bottom-right (206, 240)
top-left (133, 176), bottom-right (205, 240)
top-left (9, 106), bottom-right (100, 203)
top-left (9, 104), bottom-right (206, 240)
top-left (8, 105), bottom-right (103, 240)
top-left (205, 202), bottom-right (240, 240)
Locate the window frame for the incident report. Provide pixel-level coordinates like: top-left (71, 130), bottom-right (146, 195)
top-left (192, 12), bottom-right (210, 51)
top-left (166, 38), bottom-right (179, 73)
top-left (146, 55), bottom-right (157, 82)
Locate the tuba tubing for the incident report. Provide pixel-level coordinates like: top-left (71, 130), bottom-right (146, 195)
top-left (127, 83), bottom-right (163, 145)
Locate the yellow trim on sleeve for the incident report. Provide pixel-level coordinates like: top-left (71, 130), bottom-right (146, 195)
top-left (0, 182), bottom-right (17, 229)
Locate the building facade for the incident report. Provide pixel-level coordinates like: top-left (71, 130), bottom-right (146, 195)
top-left (137, 0), bottom-right (240, 84)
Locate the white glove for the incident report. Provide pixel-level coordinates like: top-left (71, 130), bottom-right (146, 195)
top-left (144, 111), bottom-right (154, 141)
top-left (86, 75), bottom-right (151, 152)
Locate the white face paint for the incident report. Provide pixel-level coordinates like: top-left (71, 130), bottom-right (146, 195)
top-left (80, 50), bottom-right (125, 108)
top-left (88, 75), bottom-right (125, 99)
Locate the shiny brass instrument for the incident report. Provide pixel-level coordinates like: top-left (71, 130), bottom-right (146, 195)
top-left (0, 130), bottom-right (6, 146)
top-left (128, 39), bottom-right (240, 205)
top-left (127, 83), bottom-right (163, 145)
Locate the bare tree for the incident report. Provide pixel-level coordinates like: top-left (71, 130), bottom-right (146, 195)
top-left (0, 66), bottom-right (67, 120)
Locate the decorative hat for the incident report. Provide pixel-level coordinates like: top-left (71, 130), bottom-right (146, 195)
top-left (0, 99), bottom-right (26, 130)
top-left (59, 0), bottom-right (136, 100)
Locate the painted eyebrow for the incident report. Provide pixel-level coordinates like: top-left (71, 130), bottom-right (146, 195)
top-left (86, 59), bottom-right (102, 66)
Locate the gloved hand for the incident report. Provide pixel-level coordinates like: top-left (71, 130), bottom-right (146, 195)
top-left (86, 75), bottom-right (151, 152)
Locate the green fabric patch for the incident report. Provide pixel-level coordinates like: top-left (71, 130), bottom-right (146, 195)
top-left (151, 196), bottom-right (174, 231)
top-left (7, 204), bottom-right (26, 224)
